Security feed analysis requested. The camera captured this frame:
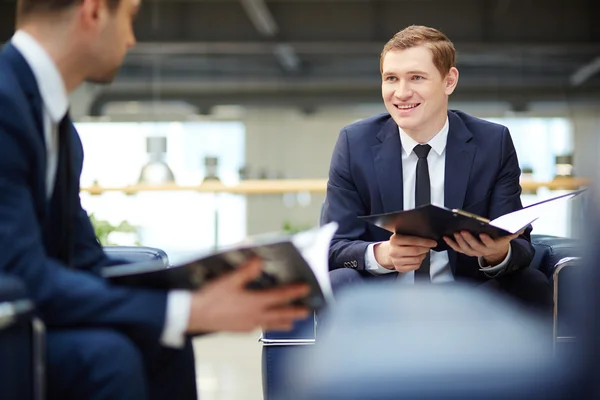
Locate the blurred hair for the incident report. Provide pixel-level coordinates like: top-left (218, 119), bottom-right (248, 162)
top-left (17, 0), bottom-right (121, 21)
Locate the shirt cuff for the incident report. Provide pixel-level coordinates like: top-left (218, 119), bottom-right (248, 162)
top-left (478, 245), bottom-right (512, 275)
top-left (365, 243), bottom-right (396, 275)
top-left (160, 290), bottom-right (192, 348)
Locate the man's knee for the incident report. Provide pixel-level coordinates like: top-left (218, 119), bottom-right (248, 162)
top-left (47, 329), bottom-right (147, 400)
top-left (329, 268), bottom-right (367, 295)
top-left (497, 267), bottom-right (553, 312)
top-left (505, 267), bottom-right (552, 293)
top-left (87, 330), bottom-right (145, 381)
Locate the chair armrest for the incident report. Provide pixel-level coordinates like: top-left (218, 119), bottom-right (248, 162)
top-left (0, 299), bottom-right (35, 330)
top-left (553, 256), bottom-right (580, 277)
top-left (103, 246), bottom-right (169, 266)
top-left (259, 313), bottom-right (317, 346)
top-left (0, 275), bottom-right (35, 330)
top-left (553, 256), bottom-right (580, 351)
top-left (31, 317), bottom-right (46, 400)
top-left (0, 274), bottom-right (45, 400)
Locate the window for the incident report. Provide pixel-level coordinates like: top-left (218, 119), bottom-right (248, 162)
top-left (487, 117), bottom-right (575, 237)
top-left (75, 121), bottom-right (246, 255)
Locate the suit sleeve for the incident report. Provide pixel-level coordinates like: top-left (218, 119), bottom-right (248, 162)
top-left (71, 204), bottom-right (126, 271)
top-left (322, 128), bottom-right (380, 271)
top-left (0, 98), bottom-right (167, 344)
top-left (486, 127), bottom-right (534, 275)
top-left (68, 124), bottom-right (126, 271)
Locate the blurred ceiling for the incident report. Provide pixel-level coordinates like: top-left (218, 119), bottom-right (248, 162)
top-left (1, 0), bottom-right (600, 115)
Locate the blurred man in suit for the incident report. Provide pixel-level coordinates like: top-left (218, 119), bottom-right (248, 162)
top-left (322, 25), bottom-right (552, 314)
top-left (0, 1), bottom-right (310, 399)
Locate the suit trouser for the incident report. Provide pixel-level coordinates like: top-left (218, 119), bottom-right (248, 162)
top-left (46, 328), bottom-right (197, 400)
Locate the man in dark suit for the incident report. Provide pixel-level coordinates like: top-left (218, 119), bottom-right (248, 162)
top-left (322, 25), bottom-right (552, 313)
top-left (0, 1), bottom-right (310, 399)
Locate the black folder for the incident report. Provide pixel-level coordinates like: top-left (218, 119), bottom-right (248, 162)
top-left (359, 190), bottom-right (585, 252)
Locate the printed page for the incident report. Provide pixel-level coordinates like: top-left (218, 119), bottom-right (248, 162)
top-left (291, 222), bottom-right (338, 304)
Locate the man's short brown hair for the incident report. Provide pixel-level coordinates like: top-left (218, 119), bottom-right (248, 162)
top-left (380, 25), bottom-right (456, 77)
top-left (17, 0), bottom-right (121, 20)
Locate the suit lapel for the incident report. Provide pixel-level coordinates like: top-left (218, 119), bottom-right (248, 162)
top-left (444, 111), bottom-right (476, 211)
top-left (372, 118), bottom-right (404, 212)
top-left (3, 43), bottom-right (73, 264)
top-left (2, 43), bottom-right (45, 136)
top-left (2, 43), bottom-right (48, 221)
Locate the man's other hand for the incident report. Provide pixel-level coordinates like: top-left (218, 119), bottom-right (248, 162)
top-left (374, 234), bottom-right (437, 273)
top-left (443, 230), bottom-right (523, 266)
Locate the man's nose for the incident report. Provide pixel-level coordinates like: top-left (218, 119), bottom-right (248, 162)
top-left (394, 81), bottom-right (413, 99)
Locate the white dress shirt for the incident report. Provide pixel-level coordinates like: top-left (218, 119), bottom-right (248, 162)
top-left (365, 118), bottom-right (511, 282)
top-left (11, 31), bottom-right (191, 348)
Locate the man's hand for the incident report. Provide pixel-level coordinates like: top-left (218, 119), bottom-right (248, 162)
top-left (443, 230), bottom-right (523, 266)
top-left (374, 234), bottom-right (437, 273)
top-left (186, 257), bottom-right (310, 333)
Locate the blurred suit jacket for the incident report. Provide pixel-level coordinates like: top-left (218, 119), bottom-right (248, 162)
top-left (0, 43), bottom-right (167, 344)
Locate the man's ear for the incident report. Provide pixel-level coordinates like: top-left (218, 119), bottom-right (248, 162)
top-left (79, 0), bottom-right (106, 29)
top-left (444, 67), bottom-right (459, 95)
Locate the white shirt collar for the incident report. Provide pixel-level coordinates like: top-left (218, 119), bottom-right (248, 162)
top-left (11, 30), bottom-right (69, 123)
top-left (398, 117), bottom-right (449, 157)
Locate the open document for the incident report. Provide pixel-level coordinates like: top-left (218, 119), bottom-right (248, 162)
top-left (102, 223), bottom-right (338, 310)
top-left (359, 190), bottom-right (585, 252)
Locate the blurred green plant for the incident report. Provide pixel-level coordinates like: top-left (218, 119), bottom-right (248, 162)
top-left (88, 213), bottom-right (140, 246)
top-left (282, 220), bottom-right (312, 234)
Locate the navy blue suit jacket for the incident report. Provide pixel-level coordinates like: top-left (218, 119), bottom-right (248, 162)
top-left (0, 44), bottom-right (167, 343)
top-left (322, 111), bottom-right (534, 282)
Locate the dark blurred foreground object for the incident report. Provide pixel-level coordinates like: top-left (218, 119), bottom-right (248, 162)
top-left (564, 197), bottom-right (600, 398)
top-left (260, 234), bottom-right (582, 399)
top-left (283, 284), bottom-right (579, 400)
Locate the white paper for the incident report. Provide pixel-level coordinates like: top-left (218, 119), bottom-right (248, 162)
top-left (291, 222), bottom-right (338, 304)
top-left (489, 208), bottom-right (539, 233)
top-left (490, 191), bottom-right (580, 233)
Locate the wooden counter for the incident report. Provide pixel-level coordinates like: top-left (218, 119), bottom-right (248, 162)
top-left (80, 178), bottom-right (591, 195)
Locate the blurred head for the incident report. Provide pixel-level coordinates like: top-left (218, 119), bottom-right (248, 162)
top-left (380, 25), bottom-right (459, 140)
top-left (17, 0), bottom-right (140, 84)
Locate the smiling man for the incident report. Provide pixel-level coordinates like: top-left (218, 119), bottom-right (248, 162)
top-left (321, 25), bottom-right (552, 315)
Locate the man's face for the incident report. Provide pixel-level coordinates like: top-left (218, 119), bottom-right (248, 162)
top-left (381, 46), bottom-right (458, 137)
top-left (86, 0), bottom-right (140, 84)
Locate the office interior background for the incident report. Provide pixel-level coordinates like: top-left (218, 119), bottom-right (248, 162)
top-left (2, 0), bottom-right (599, 398)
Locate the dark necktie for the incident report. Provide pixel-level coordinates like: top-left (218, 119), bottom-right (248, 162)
top-left (413, 144), bottom-right (431, 283)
